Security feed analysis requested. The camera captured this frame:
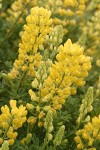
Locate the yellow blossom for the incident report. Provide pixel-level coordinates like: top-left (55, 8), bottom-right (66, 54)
top-left (0, 100), bottom-right (27, 145)
top-left (75, 115), bottom-right (100, 149)
top-left (27, 116), bottom-right (37, 124)
top-left (8, 139), bottom-right (14, 145)
top-left (8, 7), bottom-right (52, 79)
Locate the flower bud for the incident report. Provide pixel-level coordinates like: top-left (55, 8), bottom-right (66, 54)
top-left (31, 78), bottom-right (38, 88)
top-left (25, 133), bottom-right (32, 145)
top-left (47, 133), bottom-right (53, 141)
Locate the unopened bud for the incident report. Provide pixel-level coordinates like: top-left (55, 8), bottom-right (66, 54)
top-left (31, 78), bottom-right (38, 88)
top-left (48, 133), bottom-right (53, 141)
top-left (25, 133), bottom-right (32, 145)
top-left (84, 115), bottom-right (90, 122)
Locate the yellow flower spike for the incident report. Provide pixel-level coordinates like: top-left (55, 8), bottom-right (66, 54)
top-left (8, 6), bottom-right (52, 79)
top-left (28, 38), bottom-right (91, 126)
top-left (0, 100), bottom-right (27, 145)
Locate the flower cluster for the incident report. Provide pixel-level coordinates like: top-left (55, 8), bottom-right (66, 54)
top-left (0, 100), bottom-right (27, 145)
top-left (42, 39), bottom-right (91, 108)
top-left (74, 115), bottom-right (100, 149)
top-left (79, 1), bottom-right (100, 57)
top-left (53, 125), bottom-right (65, 147)
top-left (77, 87), bottom-right (93, 125)
top-left (8, 7), bottom-right (52, 79)
top-left (86, 0), bottom-right (100, 12)
top-left (21, 133), bottom-right (32, 145)
top-left (27, 39), bottom-right (91, 127)
top-left (85, 10), bottom-right (100, 56)
top-left (6, 0), bottom-right (37, 22)
top-left (27, 60), bottom-right (53, 127)
top-left (40, 0), bottom-right (86, 33)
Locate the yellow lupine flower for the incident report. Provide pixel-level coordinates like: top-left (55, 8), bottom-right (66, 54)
top-left (10, 100), bottom-right (16, 108)
top-left (0, 100), bottom-right (27, 145)
top-left (75, 115), bottom-right (100, 149)
top-left (8, 139), bottom-right (14, 145)
top-left (8, 7), bottom-right (52, 79)
top-left (6, 0), bottom-right (36, 22)
top-left (27, 116), bottom-right (37, 124)
top-left (28, 39), bottom-right (91, 126)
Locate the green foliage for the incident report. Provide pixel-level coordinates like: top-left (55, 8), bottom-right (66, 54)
top-left (0, 0), bottom-right (100, 150)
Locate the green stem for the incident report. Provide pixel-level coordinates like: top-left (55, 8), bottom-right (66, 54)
top-left (52, 145), bottom-right (56, 150)
top-left (66, 123), bottom-right (81, 138)
top-left (41, 133), bottom-right (48, 150)
top-left (17, 70), bottom-right (27, 93)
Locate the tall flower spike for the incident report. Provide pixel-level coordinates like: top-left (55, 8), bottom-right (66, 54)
top-left (53, 125), bottom-right (65, 146)
top-left (28, 39), bottom-right (91, 126)
top-left (8, 7), bottom-right (52, 79)
top-left (42, 39), bottom-right (91, 109)
top-left (44, 110), bottom-right (53, 141)
top-left (77, 87), bottom-right (94, 125)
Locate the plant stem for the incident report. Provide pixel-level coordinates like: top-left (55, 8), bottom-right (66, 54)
top-left (41, 133), bottom-right (48, 150)
top-left (17, 70), bottom-right (27, 93)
